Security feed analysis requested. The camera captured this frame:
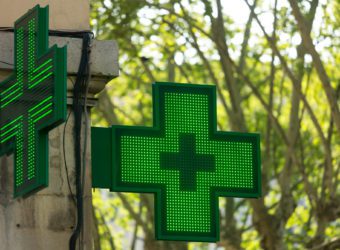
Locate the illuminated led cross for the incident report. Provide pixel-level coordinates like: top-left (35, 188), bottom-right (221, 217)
top-left (91, 82), bottom-right (261, 242)
top-left (0, 6), bottom-right (66, 197)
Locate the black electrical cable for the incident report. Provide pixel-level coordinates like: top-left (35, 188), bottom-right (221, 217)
top-left (69, 32), bottom-right (92, 250)
top-left (49, 30), bottom-right (92, 38)
top-left (63, 111), bottom-right (76, 205)
top-left (0, 27), bottom-right (92, 38)
top-left (0, 27), bottom-right (13, 31)
top-left (0, 60), bottom-right (13, 66)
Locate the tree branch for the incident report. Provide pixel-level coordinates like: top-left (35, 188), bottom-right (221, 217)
top-left (288, 0), bottom-right (340, 135)
top-left (243, 0), bottom-right (333, 199)
top-left (162, 16), bottom-right (232, 120)
top-left (117, 192), bottom-right (152, 236)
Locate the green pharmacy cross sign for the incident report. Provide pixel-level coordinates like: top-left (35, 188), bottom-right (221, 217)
top-left (92, 82), bottom-right (261, 242)
top-left (0, 5), bottom-right (66, 197)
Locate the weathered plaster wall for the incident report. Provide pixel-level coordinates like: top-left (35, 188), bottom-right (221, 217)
top-left (0, 0), bottom-right (90, 30)
top-left (0, 109), bottom-right (91, 249)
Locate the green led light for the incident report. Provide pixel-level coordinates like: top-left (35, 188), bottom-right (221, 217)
top-left (1, 124), bottom-right (20, 138)
top-left (30, 102), bottom-right (53, 118)
top-left (32, 109), bottom-right (53, 123)
top-left (0, 115), bottom-right (22, 131)
top-left (0, 5), bottom-right (66, 197)
top-left (33, 58), bottom-right (52, 73)
top-left (29, 71), bottom-right (53, 89)
top-left (1, 87), bottom-right (22, 101)
top-left (30, 65), bottom-right (52, 82)
top-left (92, 82), bottom-right (261, 242)
top-left (28, 96), bottom-right (53, 113)
top-left (1, 82), bottom-right (20, 96)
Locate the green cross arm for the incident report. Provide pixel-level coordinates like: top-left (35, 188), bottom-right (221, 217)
top-left (0, 5), bottom-right (66, 197)
top-left (92, 82), bottom-right (261, 242)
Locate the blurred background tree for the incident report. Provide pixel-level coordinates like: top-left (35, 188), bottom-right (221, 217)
top-left (90, 0), bottom-right (340, 249)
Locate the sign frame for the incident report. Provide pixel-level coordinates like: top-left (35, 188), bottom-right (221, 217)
top-left (0, 5), bottom-right (67, 197)
top-left (92, 82), bottom-right (261, 242)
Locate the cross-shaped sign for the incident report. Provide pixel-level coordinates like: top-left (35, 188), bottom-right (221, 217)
top-left (0, 5), bottom-right (66, 197)
top-left (92, 82), bottom-right (261, 242)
